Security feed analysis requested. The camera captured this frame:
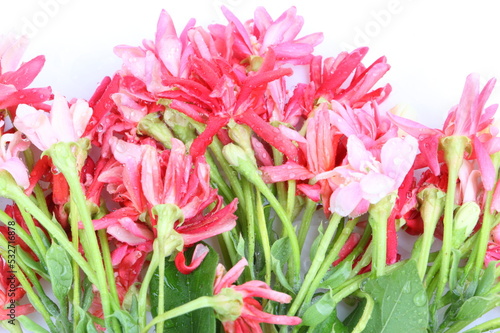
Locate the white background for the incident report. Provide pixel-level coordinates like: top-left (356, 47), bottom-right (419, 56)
top-left (1, 0), bottom-right (500, 331)
top-left (1, 0), bottom-right (499, 128)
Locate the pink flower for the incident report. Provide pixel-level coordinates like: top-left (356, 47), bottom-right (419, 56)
top-left (0, 125), bottom-right (30, 188)
top-left (317, 134), bottom-right (418, 217)
top-left (165, 52), bottom-right (300, 161)
top-left (311, 47), bottom-right (391, 108)
top-left (13, 93), bottom-right (93, 150)
top-left (390, 74), bottom-right (499, 188)
top-left (210, 6), bottom-right (323, 65)
top-left (95, 137), bottom-right (238, 273)
top-left (0, 35), bottom-right (51, 109)
top-left (213, 258), bottom-right (301, 332)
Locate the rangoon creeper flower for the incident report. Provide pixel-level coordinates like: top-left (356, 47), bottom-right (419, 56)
top-left (317, 134), bottom-right (418, 217)
top-left (13, 93), bottom-right (93, 151)
top-left (95, 137), bottom-right (237, 274)
top-left (390, 73), bottom-right (499, 187)
top-left (213, 258), bottom-right (301, 333)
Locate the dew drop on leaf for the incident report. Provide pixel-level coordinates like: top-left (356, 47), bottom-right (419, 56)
top-left (412, 291), bottom-right (426, 307)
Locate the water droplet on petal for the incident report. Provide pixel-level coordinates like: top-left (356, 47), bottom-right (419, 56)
top-left (51, 166), bottom-right (61, 175)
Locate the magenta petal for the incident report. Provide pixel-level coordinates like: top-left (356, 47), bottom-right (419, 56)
top-left (0, 55), bottom-right (45, 89)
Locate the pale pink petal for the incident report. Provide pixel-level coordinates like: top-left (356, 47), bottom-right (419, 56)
top-left (380, 136), bottom-right (418, 187)
top-left (70, 99), bottom-right (93, 138)
top-left (0, 158), bottom-right (29, 188)
top-left (330, 182), bottom-right (363, 216)
top-left (107, 218), bottom-right (152, 246)
top-left (14, 104), bottom-right (57, 150)
top-left (155, 10), bottom-right (182, 77)
top-left (141, 145), bottom-right (161, 207)
top-left (346, 135), bottom-right (373, 171)
top-left (359, 172), bottom-right (396, 203)
top-left (0, 35), bottom-right (28, 73)
top-left (112, 93), bottom-right (147, 123)
top-left (50, 93), bottom-right (76, 142)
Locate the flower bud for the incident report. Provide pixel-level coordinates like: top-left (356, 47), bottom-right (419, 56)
top-left (211, 288), bottom-right (243, 323)
top-left (452, 201), bottom-right (480, 248)
top-left (137, 112), bottom-right (174, 148)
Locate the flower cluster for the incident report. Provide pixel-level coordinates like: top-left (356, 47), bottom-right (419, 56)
top-left (0, 6), bottom-right (499, 333)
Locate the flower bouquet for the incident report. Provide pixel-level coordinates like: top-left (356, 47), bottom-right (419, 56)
top-left (1, 5), bottom-right (500, 333)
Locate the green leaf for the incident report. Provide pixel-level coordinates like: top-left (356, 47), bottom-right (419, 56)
top-left (301, 290), bottom-right (336, 327)
top-left (455, 295), bottom-right (500, 321)
top-left (86, 320), bottom-right (100, 333)
top-left (80, 277), bottom-right (94, 311)
top-left (16, 316), bottom-right (50, 333)
top-left (46, 243), bottom-right (73, 302)
top-left (150, 244), bottom-right (218, 333)
top-left (16, 246), bottom-right (48, 279)
top-left (109, 310), bottom-right (139, 333)
top-left (270, 237), bottom-right (294, 293)
top-left (355, 260), bottom-right (429, 332)
top-left (318, 258), bottom-right (353, 290)
top-left (309, 308), bottom-right (348, 333)
top-left (475, 261), bottom-right (497, 296)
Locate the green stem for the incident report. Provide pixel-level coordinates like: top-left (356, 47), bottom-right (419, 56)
top-left (286, 180), bottom-right (297, 221)
top-left (0, 171), bottom-right (97, 284)
top-left (17, 204), bottom-right (47, 263)
top-left (141, 296), bottom-right (214, 333)
top-left (243, 180), bottom-right (256, 279)
top-left (69, 199), bottom-right (81, 330)
top-left (434, 136), bottom-right (468, 316)
top-left (205, 151), bottom-right (234, 203)
top-left (462, 317), bottom-right (500, 333)
top-left (137, 204), bottom-right (183, 329)
top-left (415, 188), bottom-right (445, 280)
top-left (0, 247), bottom-right (57, 332)
top-left (473, 189), bottom-right (495, 279)
top-left (352, 291), bottom-right (375, 333)
top-left (0, 210), bottom-right (38, 261)
top-left (209, 137), bottom-right (245, 208)
top-left (304, 217), bottom-right (359, 307)
top-left (138, 255), bottom-right (160, 328)
top-left (157, 253), bottom-right (166, 333)
top-left (297, 199), bottom-right (317, 250)
top-left (287, 213), bottom-right (342, 316)
top-left (368, 194), bottom-right (396, 278)
top-left (49, 143), bottom-right (116, 327)
top-left (255, 190), bottom-right (272, 286)
top-left (350, 243), bottom-right (373, 278)
top-left (98, 229), bottom-right (120, 309)
top-left (272, 147), bottom-right (287, 208)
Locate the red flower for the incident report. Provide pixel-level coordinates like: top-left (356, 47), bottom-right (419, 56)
top-left (213, 258), bottom-right (301, 332)
top-left (0, 257), bottom-right (34, 320)
top-left (0, 36), bottom-right (51, 110)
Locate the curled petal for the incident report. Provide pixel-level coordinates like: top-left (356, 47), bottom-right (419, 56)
top-left (174, 244), bottom-right (210, 274)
